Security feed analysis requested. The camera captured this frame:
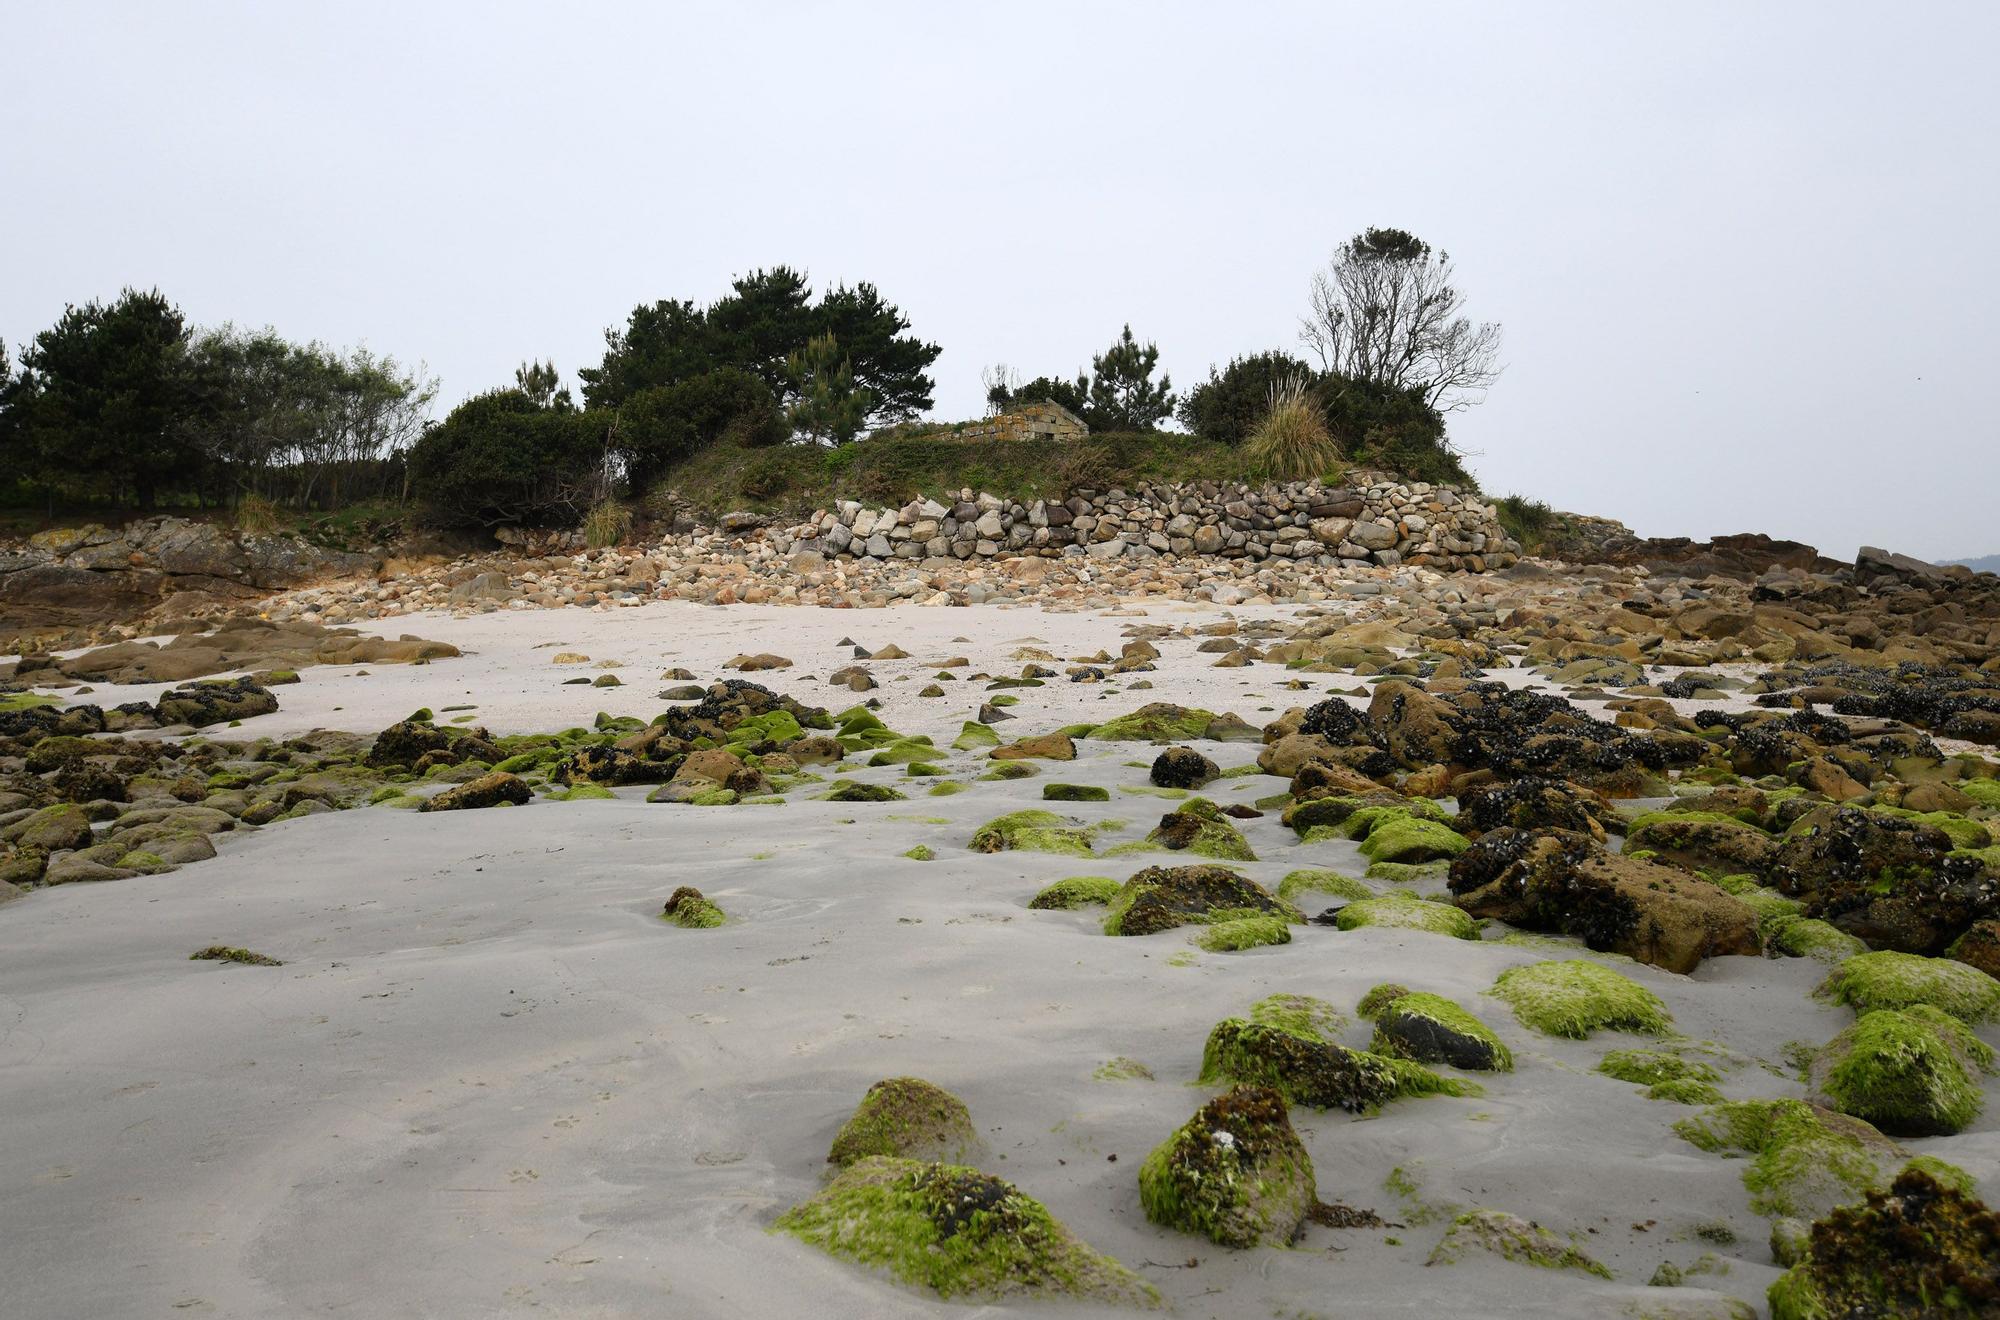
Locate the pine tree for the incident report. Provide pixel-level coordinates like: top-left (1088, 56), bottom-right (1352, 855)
top-left (1084, 325), bottom-right (1175, 430)
top-left (784, 333), bottom-right (872, 445)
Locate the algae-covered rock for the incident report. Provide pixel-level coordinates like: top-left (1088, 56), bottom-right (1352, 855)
top-left (1102, 865), bottom-right (1293, 936)
top-left (823, 780), bottom-right (907, 803)
top-left (1452, 828), bottom-right (1761, 974)
top-left (1276, 868), bottom-right (1370, 905)
top-left (1817, 949), bottom-right (2000, 1023)
top-left (1027, 875), bottom-right (1122, 910)
top-left (1334, 895), bottom-right (1480, 940)
top-left (1197, 1018), bottom-right (1473, 1112)
top-left (1453, 776), bottom-right (1614, 841)
top-left (1087, 704), bottom-right (1218, 742)
top-left (1356, 814), bottom-right (1470, 864)
top-left (1371, 992), bottom-right (1513, 1071)
top-left (1947, 918), bottom-right (2000, 980)
top-left (662, 886), bottom-right (725, 928)
top-left (190, 945), bottom-right (282, 966)
top-left (777, 1156), bottom-right (1156, 1305)
top-left (1150, 746), bottom-right (1220, 789)
top-left (989, 733), bottom-right (1076, 761)
top-left (1042, 783), bottom-right (1110, 802)
top-left (1147, 797), bottom-right (1256, 861)
top-left (419, 771), bottom-right (531, 812)
top-left (827, 1078), bottom-right (980, 1167)
top-left (1425, 1209), bottom-right (1610, 1278)
top-left (1192, 916), bottom-right (1292, 952)
top-left (1247, 992), bottom-right (1347, 1040)
top-left (1490, 959), bottom-right (1672, 1038)
top-left (1137, 1086), bottom-right (1315, 1248)
top-left (969, 809), bottom-right (1094, 857)
top-left (1356, 983), bottom-right (1412, 1019)
top-left (1674, 1099), bottom-right (1904, 1220)
top-left (1767, 1167), bottom-right (2000, 1320)
top-left (1623, 810), bottom-right (1779, 878)
top-left (1807, 1005), bottom-right (1994, 1137)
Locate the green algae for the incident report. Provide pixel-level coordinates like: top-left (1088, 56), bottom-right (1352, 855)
top-left (1137, 1086), bottom-right (1314, 1248)
top-left (1491, 959), bottom-right (1672, 1039)
top-left (1276, 869), bottom-right (1371, 905)
top-left (951, 721), bottom-right (1000, 751)
top-left (1198, 1017), bottom-right (1477, 1111)
top-left (1042, 783), bottom-right (1110, 802)
top-left (821, 780), bottom-right (907, 803)
top-left (1357, 815), bottom-right (1471, 864)
top-left (903, 845), bottom-right (937, 861)
top-left (1028, 875), bottom-right (1122, 909)
top-left (1085, 705), bottom-right (1217, 742)
top-left (662, 887), bottom-right (725, 928)
top-left (1093, 1056), bottom-right (1155, 1081)
top-left (1813, 1005), bottom-right (1993, 1136)
top-left (969, 809), bottom-right (1096, 857)
top-left (826, 1078), bottom-right (979, 1167)
top-left (1146, 797), bottom-right (1256, 861)
top-left (1599, 1049), bottom-right (1721, 1088)
top-left (1249, 993), bottom-right (1347, 1041)
top-left (1357, 983), bottom-right (1412, 1019)
top-left (1192, 916), bottom-right (1292, 952)
top-left (979, 761), bottom-right (1039, 781)
top-left (190, 945), bottom-right (282, 966)
top-left (1334, 895), bottom-right (1480, 940)
top-left (1370, 992), bottom-right (1514, 1072)
top-left (776, 1156), bottom-right (1156, 1304)
top-left (1817, 950), bottom-right (2000, 1023)
top-left (1426, 1209), bottom-right (1611, 1278)
top-left (1674, 1099), bottom-right (1897, 1219)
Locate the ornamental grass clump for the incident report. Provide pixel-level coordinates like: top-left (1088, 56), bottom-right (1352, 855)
top-left (1245, 373), bottom-right (1339, 482)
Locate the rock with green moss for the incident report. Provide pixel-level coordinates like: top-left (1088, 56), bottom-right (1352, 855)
top-left (1146, 798), bottom-right (1256, 861)
top-left (980, 761), bottom-right (1039, 781)
top-left (1276, 869), bottom-right (1370, 905)
top-left (1425, 1208), bottom-right (1611, 1278)
top-left (1766, 1167), bottom-right (2000, 1320)
top-left (662, 886), bottom-right (725, 928)
top-left (969, 809), bottom-right (1095, 857)
top-left (1491, 959), bottom-right (1672, 1039)
top-left (903, 845), bottom-right (936, 862)
top-left (822, 780), bottom-right (907, 803)
top-left (1334, 895), bottom-right (1480, 940)
top-left (826, 1077), bottom-right (981, 1168)
top-left (190, 945), bottom-right (282, 966)
top-left (1028, 875), bottom-right (1122, 910)
top-left (1763, 912), bottom-right (1869, 963)
top-left (1807, 1005), bottom-right (1994, 1136)
top-left (1599, 1049), bottom-right (1721, 1090)
top-left (1364, 859), bottom-right (1452, 886)
top-left (1816, 950), bottom-right (2000, 1023)
top-left (1094, 1056), bottom-right (1154, 1081)
top-left (1623, 811), bottom-right (1778, 877)
top-left (776, 1155), bottom-right (1155, 1304)
top-left (1248, 993), bottom-right (1346, 1041)
top-left (1137, 1086), bottom-right (1315, 1248)
top-left (1357, 814), bottom-right (1472, 864)
top-left (1674, 1099), bottom-right (1903, 1219)
top-left (1198, 1017), bottom-right (1474, 1112)
top-left (1102, 865), bottom-right (1294, 936)
top-left (1042, 783), bottom-right (1110, 803)
top-left (419, 771), bottom-right (531, 812)
top-left (1371, 992), bottom-right (1512, 1071)
top-left (1357, 983), bottom-right (1412, 1018)
top-left (1086, 704), bottom-right (1218, 743)
top-left (1647, 1076), bottom-right (1726, 1105)
top-left (1192, 916), bottom-right (1292, 952)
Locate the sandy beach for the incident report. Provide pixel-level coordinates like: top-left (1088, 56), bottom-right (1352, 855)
top-left (5, 599), bottom-right (1993, 1318)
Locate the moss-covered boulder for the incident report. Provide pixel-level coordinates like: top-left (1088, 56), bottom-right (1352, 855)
top-left (1623, 810), bottom-right (1779, 878)
top-left (822, 780), bottom-right (906, 802)
top-left (1042, 783), bottom-right (1110, 802)
top-left (969, 809), bottom-right (1094, 857)
top-left (1197, 1017), bottom-right (1473, 1112)
top-left (1192, 916), bottom-right (1292, 952)
top-left (419, 771), bottom-right (531, 812)
top-left (1490, 959), bottom-right (1672, 1038)
top-left (1807, 1006), bottom-right (1994, 1137)
top-left (1598, 1048), bottom-right (1723, 1103)
top-left (1087, 704), bottom-right (1217, 743)
top-left (1102, 865), bottom-right (1293, 936)
top-left (4, 802), bottom-right (93, 852)
top-left (1453, 776), bottom-right (1614, 841)
top-left (1150, 746), bottom-right (1219, 789)
top-left (1946, 918), bottom-right (2000, 980)
top-left (1146, 798), bottom-right (1255, 861)
top-left (1137, 1086), bottom-right (1315, 1248)
top-left (989, 733), bottom-right (1076, 762)
top-left (1767, 1168), bottom-right (2000, 1320)
top-left (827, 1078), bottom-right (981, 1167)
top-left (1675, 1099), bottom-right (1904, 1220)
top-left (1275, 869), bottom-right (1370, 905)
top-left (1334, 895), bottom-right (1480, 940)
top-left (1425, 1209), bottom-right (1610, 1277)
top-left (1356, 814), bottom-right (1471, 864)
top-left (1371, 992), bottom-right (1513, 1071)
top-left (1451, 828), bottom-right (1761, 973)
top-left (1769, 804), bottom-right (1988, 954)
top-left (1247, 992), bottom-right (1346, 1040)
top-left (1817, 950), bottom-right (2000, 1023)
top-left (662, 886), bottom-right (725, 928)
top-left (776, 1156), bottom-right (1155, 1304)
top-left (1028, 875), bottom-right (1122, 910)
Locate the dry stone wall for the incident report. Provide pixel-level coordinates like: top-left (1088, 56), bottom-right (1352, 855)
top-left (788, 477), bottom-right (1521, 572)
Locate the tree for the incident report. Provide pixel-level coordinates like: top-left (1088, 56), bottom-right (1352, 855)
top-left (579, 267), bottom-right (940, 428)
top-left (1301, 227), bottom-right (1502, 411)
top-left (513, 359), bottom-right (571, 410)
top-left (784, 333), bottom-right (872, 445)
top-left (1084, 324), bottom-right (1175, 431)
top-left (995, 374), bottom-right (1090, 420)
top-left (15, 288), bottom-right (204, 508)
top-left (618, 368), bottom-right (785, 487)
top-left (407, 389), bottom-right (610, 527)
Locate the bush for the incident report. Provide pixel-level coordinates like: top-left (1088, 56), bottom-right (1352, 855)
top-left (1179, 351), bottom-right (1317, 446)
top-left (407, 389), bottom-right (610, 527)
top-left (1245, 374), bottom-right (1340, 481)
top-left (581, 498), bottom-right (633, 548)
top-left (1495, 494), bottom-right (1553, 548)
top-left (618, 368), bottom-right (785, 488)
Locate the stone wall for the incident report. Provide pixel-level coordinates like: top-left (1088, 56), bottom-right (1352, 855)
top-left (789, 476), bottom-right (1520, 572)
top-left (941, 401), bottom-right (1089, 444)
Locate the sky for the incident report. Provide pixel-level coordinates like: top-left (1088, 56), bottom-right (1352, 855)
top-left (4, 1), bottom-right (1995, 560)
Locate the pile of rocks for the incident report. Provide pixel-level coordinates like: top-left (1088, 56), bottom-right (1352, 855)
top-left (787, 478), bottom-right (1520, 572)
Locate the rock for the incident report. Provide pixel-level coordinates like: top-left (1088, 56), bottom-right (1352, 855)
top-left (826, 1078), bottom-right (981, 1167)
top-left (1489, 958), bottom-right (1673, 1038)
top-left (989, 733), bottom-right (1075, 761)
top-left (1453, 777), bottom-right (1612, 840)
top-left (1150, 746), bottom-right (1219, 789)
top-left (662, 886), bottom-right (725, 927)
top-left (1147, 798), bottom-right (1256, 861)
top-left (1426, 1210), bottom-right (1610, 1278)
top-left (1197, 1017), bottom-right (1466, 1112)
top-left (1138, 1086), bottom-right (1316, 1248)
top-left (1807, 1006), bottom-right (1993, 1136)
top-left (5, 803), bottom-right (93, 851)
top-left (727, 652), bottom-right (792, 671)
top-left (1369, 991), bottom-right (1513, 1071)
top-left (1103, 864), bottom-right (1293, 936)
top-left (1769, 806), bottom-right (1991, 954)
top-left (1451, 828), bottom-right (1762, 973)
top-left (419, 772), bottom-right (531, 812)
top-left (1766, 1168), bottom-right (2000, 1320)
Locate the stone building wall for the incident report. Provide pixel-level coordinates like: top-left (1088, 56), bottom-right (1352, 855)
top-left (944, 401), bottom-right (1089, 444)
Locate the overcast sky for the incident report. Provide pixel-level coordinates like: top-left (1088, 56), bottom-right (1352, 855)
top-left (5, 2), bottom-right (1994, 559)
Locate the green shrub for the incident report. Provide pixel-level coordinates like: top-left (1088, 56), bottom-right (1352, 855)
top-left (408, 389), bottom-right (610, 527)
top-left (1178, 351), bottom-right (1318, 445)
top-left (581, 498), bottom-right (632, 548)
top-left (1245, 373), bottom-right (1340, 481)
top-left (619, 367), bottom-right (785, 487)
top-left (1494, 494), bottom-right (1553, 549)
